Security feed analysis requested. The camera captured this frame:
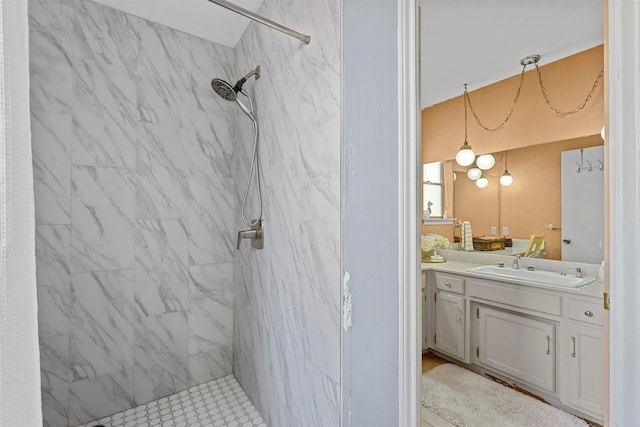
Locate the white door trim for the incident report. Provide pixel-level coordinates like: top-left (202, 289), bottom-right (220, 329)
top-left (607, 0), bottom-right (640, 425)
top-left (398, 0), bottom-right (420, 426)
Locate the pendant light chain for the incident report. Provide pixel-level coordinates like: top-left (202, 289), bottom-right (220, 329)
top-left (463, 84), bottom-right (469, 141)
top-left (464, 57), bottom-right (604, 133)
top-left (464, 64), bottom-right (528, 133)
top-left (535, 63), bottom-right (604, 118)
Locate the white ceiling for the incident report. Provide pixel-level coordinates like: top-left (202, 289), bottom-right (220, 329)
top-left (92, 0), bottom-right (264, 48)
top-left (420, 0), bottom-right (604, 108)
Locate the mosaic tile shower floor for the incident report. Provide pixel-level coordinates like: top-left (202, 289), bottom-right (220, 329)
top-left (77, 375), bottom-right (267, 427)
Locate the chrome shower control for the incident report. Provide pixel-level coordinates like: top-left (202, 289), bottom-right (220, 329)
top-left (236, 220), bottom-right (264, 250)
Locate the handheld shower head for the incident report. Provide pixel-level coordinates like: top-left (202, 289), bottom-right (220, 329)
top-left (210, 65), bottom-right (261, 102)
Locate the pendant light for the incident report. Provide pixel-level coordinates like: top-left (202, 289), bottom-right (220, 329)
top-left (467, 166), bottom-right (482, 181)
top-left (476, 174), bottom-right (488, 188)
top-left (476, 154), bottom-right (496, 170)
top-left (455, 84), bottom-right (475, 167)
top-left (500, 151), bottom-right (514, 186)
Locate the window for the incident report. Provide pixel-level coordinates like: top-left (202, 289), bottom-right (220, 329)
top-left (423, 162), bottom-right (443, 217)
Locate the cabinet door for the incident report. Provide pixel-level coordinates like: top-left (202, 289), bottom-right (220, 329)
top-left (434, 291), bottom-right (465, 360)
top-left (476, 306), bottom-right (555, 392)
top-left (567, 322), bottom-right (604, 418)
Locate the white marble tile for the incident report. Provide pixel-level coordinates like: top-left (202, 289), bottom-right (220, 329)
top-left (188, 290), bottom-right (233, 356)
top-left (68, 369), bottom-right (134, 426)
top-left (72, 57), bottom-right (137, 169)
top-left (189, 263), bottom-right (233, 297)
top-left (188, 173), bottom-right (235, 265)
top-left (69, 270), bottom-right (135, 380)
top-left (31, 111), bottom-right (72, 224)
top-left (187, 346), bottom-right (232, 386)
top-left (36, 225), bottom-right (71, 338)
top-left (136, 73), bottom-right (190, 128)
top-left (28, 0), bottom-right (74, 33)
top-left (40, 335), bottom-right (70, 427)
top-left (29, 26), bottom-right (72, 114)
top-left (137, 19), bottom-right (190, 86)
top-left (135, 124), bottom-right (189, 219)
top-left (134, 311), bottom-right (188, 405)
top-left (72, 0), bottom-right (139, 68)
top-left (187, 108), bottom-right (235, 180)
top-left (135, 219), bottom-right (189, 317)
top-left (70, 165), bottom-right (135, 273)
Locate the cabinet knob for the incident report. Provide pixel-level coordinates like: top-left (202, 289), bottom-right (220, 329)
top-left (444, 281), bottom-right (451, 287)
top-left (584, 310), bottom-right (594, 318)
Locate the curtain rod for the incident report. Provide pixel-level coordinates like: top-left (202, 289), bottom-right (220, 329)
top-left (207, 0), bottom-right (311, 45)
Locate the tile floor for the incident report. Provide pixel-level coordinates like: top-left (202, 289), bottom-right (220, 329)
top-left (76, 375), bottom-right (267, 427)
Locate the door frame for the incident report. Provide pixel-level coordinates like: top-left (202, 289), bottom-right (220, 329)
top-left (398, 0), bottom-right (640, 425)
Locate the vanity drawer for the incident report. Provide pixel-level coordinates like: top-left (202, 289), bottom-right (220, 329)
top-left (435, 274), bottom-right (465, 295)
top-left (468, 279), bottom-right (562, 316)
top-left (568, 298), bottom-right (604, 326)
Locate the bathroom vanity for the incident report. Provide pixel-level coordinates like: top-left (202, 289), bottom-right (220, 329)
top-left (422, 255), bottom-right (605, 424)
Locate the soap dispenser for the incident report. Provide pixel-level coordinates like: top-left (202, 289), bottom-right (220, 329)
top-left (599, 261), bottom-right (605, 281)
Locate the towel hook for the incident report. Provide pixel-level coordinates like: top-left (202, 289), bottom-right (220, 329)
top-left (586, 160), bottom-right (593, 172)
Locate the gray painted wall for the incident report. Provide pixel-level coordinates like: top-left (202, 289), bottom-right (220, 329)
top-left (342, 0), bottom-right (400, 425)
top-left (30, 1), bottom-right (237, 425)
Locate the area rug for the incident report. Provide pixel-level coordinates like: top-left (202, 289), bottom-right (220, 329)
top-left (421, 363), bottom-right (588, 427)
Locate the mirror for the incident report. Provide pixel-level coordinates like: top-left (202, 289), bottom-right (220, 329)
top-left (421, 46), bottom-right (605, 264)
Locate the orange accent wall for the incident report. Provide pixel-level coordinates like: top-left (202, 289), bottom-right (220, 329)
top-left (453, 135), bottom-right (603, 260)
top-left (422, 45), bottom-right (604, 164)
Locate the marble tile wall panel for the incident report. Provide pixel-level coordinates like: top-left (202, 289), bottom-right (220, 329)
top-left (70, 165), bottom-right (135, 273)
top-left (28, 4), bottom-right (73, 114)
top-left (69, 270), bottom-right (135, 380)
top-left (68, 369), bottom-right (134, 426)
top-left (135, 219), bottom-right (188, 317)
top-left (231, 0), bottom-right (342, 425)
top-left (36, 224), bottom-right (71, 338)
top-left (31, 0), bottom-right (238, 424)
top-left (133, 311), bottom-right (188, 404)
top-left (135, 124), bottom-right (189, 219)
top-left (31, 111), bottom-right (72, 224)
top-left (71, 58), bottom-right (137, 169)
top-left (40, 335), bottom-right (70, 427)
top-left (72, 0), bottom-right (139, 69)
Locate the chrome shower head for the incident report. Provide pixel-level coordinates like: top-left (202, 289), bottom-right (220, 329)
top-left (210, 65), bottom-right (261, 102)
top-left (211, 78), bottom-right (237, 101)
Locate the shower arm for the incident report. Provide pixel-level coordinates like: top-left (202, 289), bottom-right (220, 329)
top-left (207, 0), bottom-right (311, 45)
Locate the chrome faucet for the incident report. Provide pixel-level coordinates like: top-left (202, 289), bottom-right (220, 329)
top-left (512, 255), bottom-right (521, 270)
top-left (569, 267), bottom-right (583, 278)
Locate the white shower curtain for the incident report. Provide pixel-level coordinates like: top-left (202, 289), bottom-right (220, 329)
top-left (0, 0), bottom-right (42, 425)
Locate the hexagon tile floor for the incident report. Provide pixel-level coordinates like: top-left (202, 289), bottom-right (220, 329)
top-left (76, 375), bottom-right (267, 427)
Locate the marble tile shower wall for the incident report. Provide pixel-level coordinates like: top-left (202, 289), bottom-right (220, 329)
top-left (231, 0), bottom-right (341, 426)
top-left (29, 1), bottom-right (239, 425)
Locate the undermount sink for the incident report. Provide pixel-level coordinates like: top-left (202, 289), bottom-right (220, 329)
top-left (467, 265), bottom-right (596, 288)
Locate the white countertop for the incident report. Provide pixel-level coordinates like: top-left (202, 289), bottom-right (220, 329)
top-left (421, 259), bottom-right (605, 298)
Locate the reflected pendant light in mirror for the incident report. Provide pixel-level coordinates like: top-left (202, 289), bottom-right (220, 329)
top-left (467, 166), bottom-right (482, 181)
top-left (456, 84), bottom-right (476, 166)
top-left (500, 150), bottom-right (513, 186)
top-left (476, 153), bottom-right (496, 170)
top-left (476, 174), bottom-right (488, 188)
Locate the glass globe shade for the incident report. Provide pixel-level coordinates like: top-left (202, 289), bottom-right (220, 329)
top-left (500, 172), bottom-right (513, 186)
top-left (456, 147), bottom-right (475, 167)
top-left (476, 175), bottom-right (489, 188)
top-left (476, 154), bottom-right (496, 170)
top-left (467, 167), bottom-right (482, 181)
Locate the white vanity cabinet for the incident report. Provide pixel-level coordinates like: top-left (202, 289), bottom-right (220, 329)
top-left (429, 273), bottom-right (467, 361)
top-left (564, 298), bottom-right (605, 418)
top-left (475, 305), bottom-right (555, 392)
top-left (424, 268), bottom-right (604, 423)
